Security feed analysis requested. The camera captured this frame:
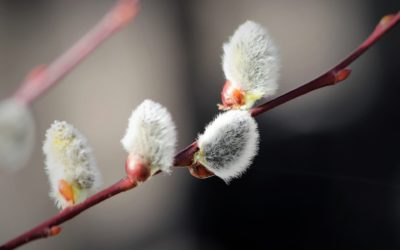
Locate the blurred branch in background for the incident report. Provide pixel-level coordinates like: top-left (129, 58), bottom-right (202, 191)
top-left (0, 0), bottom-right (139, 172)
top-left (13, 0), bottom-right (139, 105)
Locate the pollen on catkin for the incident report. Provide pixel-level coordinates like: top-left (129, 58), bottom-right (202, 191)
top-left (43, 121), bottom-right (101, 209)
top-left (121, 99), bottom-right (177, 174)
top-left (0, 98), bottom-right (35, 172)
top-left (197, 110), bottom-right (259, 182)
top-left (221, 20), bottom-right (280, 109)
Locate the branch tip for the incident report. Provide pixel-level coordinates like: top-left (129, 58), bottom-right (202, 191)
top-left (379, 12), bottom-right (399, 28)
top-left (112, 0), bottom-right (140, 27)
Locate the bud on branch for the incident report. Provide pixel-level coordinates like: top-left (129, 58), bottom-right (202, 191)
top-left (43, 121), bottom-right (101, 209)
top-left (220, 21), bottom-right (280, 110)
top-left (195, 110), bottom-right (259, 182)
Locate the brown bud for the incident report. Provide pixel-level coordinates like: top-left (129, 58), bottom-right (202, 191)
top-left (188, 162), bottom-right (215, 179)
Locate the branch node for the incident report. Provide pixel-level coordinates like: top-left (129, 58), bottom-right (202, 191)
top-left (46, 226), bottom-right (62, 237)
top-left (334, 68), bottom-right (352, 83)
top-left (173, 142), bottom-right (199, 167)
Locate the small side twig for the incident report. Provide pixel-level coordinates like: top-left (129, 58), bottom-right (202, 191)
top-left (1, 11), bottom-right (398, 250)
top-left (13, 0), bottom-right (139, 105)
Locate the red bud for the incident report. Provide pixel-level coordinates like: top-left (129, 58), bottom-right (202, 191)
top-left (220, 80), bottom-right (245, 110)
top-left (125, 154), bottom-right (151, 183)
top-left (48, 226), bottom-right (62, 237)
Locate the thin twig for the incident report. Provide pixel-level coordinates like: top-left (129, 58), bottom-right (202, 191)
top-left (174, 12), bottom-right (400, 166)
top-left (1, 11), bottom-right (398, 250)
top-left (250, 12), bottom-right (399, 116)
top-left (13, 0), bottom-right (139, 105)
top-left (0, 178), bottom-right (136, 250)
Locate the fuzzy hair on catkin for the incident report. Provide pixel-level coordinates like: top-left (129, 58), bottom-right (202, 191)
top-left (43, 121), bottom-right (101, 209)
top-left (121, 99), bottom-right (177, 174)
top-left (222, 20), bottom-right (280, 98)
top-left (0, 98), bottom-right (35, 172)
top-left (197, 110), bottom-right (259, 182)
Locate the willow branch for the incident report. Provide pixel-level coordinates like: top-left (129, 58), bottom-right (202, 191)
top-left (0, 177), bottom-right (136, 250)
top-left (13, 0), bottom-right (140, 105)
top-left (1, 11), bottom-right (398, 250)
top-left (250, 12), bottom-right (399, 116)
top-left (174, 12), bottom-right (399, 165)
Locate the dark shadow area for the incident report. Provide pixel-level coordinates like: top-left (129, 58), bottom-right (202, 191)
top-left (182, 1), bottom-right (400, 249)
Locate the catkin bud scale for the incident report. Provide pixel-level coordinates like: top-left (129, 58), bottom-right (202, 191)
top-left (221, 20), bottom-right (280, 110)
top-left (121, 99), bottom-right (177, 178)
top-left (43, 121), bottom-right (101, 209)
top-left (196, 110), bottom-right (259, 182)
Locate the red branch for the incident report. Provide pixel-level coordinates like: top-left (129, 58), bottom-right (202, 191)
top-left (13, 0), bottom-right (139, 105)
top-left (0, 178), bottom-right (136, 250)
top-left (250, 12), bottom-right (400, 116)
top-left (1, 11), bottom-right (398, 250)
top-left (174, 12), bottom-right (400, 165)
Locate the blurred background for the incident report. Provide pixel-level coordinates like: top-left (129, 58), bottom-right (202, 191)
top-left (0, 0), bottom-right (399, 249)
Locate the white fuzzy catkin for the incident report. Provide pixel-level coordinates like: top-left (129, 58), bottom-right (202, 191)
top-left (222, 20), bottom-right (280, 98)
top-left (43, 121), bottom-right (101, 209)
top-left (0, 98), bottom-right (35, 172)
top-left (197, 110), bottom-right (259, 182)
top-left (121, 99), bottom-right (177, 174)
